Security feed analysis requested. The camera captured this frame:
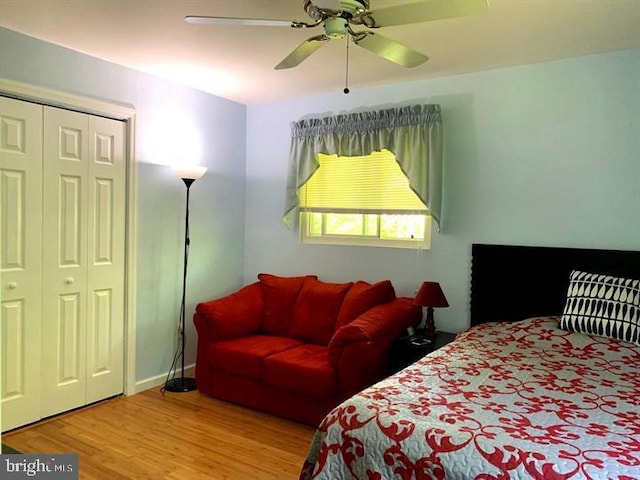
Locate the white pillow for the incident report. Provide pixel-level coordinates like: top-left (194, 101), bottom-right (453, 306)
top-left (559, 270), bottom-right (640, 345)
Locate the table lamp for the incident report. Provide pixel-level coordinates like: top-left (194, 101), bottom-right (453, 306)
top-left (414, 281), bottom-right (449, 341)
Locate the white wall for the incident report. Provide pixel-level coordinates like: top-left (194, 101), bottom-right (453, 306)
top-left (0, 27), bottom-right (247, 383)
top-left (245, 48), bottom-right (640, 333)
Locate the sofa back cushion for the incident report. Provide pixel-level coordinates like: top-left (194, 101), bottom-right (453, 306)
top-left (195, 282), bottom-right (264, 340)
top-left (335, 280), bottom-right (396, 328)
top-left (289, 278), bottom-right (353, 345)
top-left (258, 273), bottom-right (317, 335)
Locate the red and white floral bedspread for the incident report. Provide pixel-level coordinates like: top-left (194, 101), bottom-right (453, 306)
top-left (300, 317), bottom-right (640, 480)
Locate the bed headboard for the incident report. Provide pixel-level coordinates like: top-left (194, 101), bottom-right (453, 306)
top-left (470, 243), bottom-right (640, 326)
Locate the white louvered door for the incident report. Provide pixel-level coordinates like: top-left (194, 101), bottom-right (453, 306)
top-left (0, 98), bottom-right (125, 431)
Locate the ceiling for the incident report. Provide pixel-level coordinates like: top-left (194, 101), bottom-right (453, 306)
top-left (1, 0), bottom-right (639, 105)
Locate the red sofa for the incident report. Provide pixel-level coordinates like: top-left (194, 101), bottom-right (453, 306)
top-left (193, 274), bottom-right (420, 426)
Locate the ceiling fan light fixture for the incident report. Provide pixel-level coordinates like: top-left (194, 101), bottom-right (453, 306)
top-left (323, 17), bottom-right (348, 38)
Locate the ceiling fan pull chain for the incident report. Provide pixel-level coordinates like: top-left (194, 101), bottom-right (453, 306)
top-left (344, 35), bottom-right (350, 94)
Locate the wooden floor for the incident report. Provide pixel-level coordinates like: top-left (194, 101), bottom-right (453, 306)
top-left (1, 389), bottom-right (317, 480)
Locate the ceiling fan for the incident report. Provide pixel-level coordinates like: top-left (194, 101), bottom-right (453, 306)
top-left (186, 0), bottom-right (489, 70)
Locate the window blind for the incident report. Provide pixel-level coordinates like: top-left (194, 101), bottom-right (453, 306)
top-left (298, 150), bottom-right (428, 214)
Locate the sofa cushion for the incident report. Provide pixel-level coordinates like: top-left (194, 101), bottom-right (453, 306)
top-left (258, 273), bottom-right (317, 335)
top-left (208, 335), bottom-right (302, 379)
top-left (289, 278), bottom-right (353, 345)
top-left (335, 280), bottom-right (396, 328)
top-left (263, 344), bottom-right (336, 397)
top-left (195, 282), bottom-right (263, 341)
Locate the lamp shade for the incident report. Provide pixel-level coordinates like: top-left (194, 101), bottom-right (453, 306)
top-left (414, 281), bottom-right (449, 308)
top-left (172, 165), bottom-right (207, 180)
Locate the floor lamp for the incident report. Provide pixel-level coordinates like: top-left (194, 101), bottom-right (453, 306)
top-left (164, 165), bottom-right (207, 393)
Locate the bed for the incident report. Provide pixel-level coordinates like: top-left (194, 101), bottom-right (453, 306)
top-left (300, 244), bottom-right (640, 480)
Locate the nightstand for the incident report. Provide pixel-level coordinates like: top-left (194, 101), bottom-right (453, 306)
top-left (388, 330), bottom-right (456, 374)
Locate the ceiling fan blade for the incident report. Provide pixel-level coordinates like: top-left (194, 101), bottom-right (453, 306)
top-left (354, 32), bottom-right (428, 67)
top-left (185, 16), bottom-right (294, 27)
top-left (368, 0), bottom-right (489, 27)
top-left (275, 35), bottom-right (329, 70)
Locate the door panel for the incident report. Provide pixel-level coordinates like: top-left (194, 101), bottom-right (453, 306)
top-left (57, 293), bottom-right (82, 385)
top-left (1, 170), bottom-right (26, 269)
top-left (59, 175), bottom-right (83, 265)
top-left (86, 115), bottom-right (125, 403)
top-left (41, 106), bottom-right (88, 418)
top-left (0, 97), bottom-right (43, 431)
top-left (1, 301), bottom-right (26, 398)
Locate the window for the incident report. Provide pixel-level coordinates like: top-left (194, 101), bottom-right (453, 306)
top-left (298, 150), bottom-right (432, 249)
top-left (284, 105), bottom-right (443, 247)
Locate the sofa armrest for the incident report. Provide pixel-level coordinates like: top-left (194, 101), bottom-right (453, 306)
top-left (193, 282), bottom-right (264, 343)
top-left (328, 297), bottom-right (420, 397)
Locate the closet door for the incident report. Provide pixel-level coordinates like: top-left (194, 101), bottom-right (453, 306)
top-left (40, 107), bottom-right (126, 418)
top-left (85, 115), bottom-right (125, 403)
top-left (41, 106), bottom-right (89, 417)
top-left (1, 100), bottom-right (126, 428)
top-left (0, 97), bottom-right (44, 431)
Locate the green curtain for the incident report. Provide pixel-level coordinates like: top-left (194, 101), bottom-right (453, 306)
top-left (284, 104), bottom-right (443, 230)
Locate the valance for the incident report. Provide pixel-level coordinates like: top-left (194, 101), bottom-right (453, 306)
top-left (284, 104), bottom-right (443, 230)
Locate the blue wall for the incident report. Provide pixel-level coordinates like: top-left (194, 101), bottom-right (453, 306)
top-left (2, 24), bottom-right (638, 375)
top-left (244, 48), bottom-right (640, 333)
top-left (0, 27), bottom-right (247, 384)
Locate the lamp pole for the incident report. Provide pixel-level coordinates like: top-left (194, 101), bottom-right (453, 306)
top-left (165, 166), bottom-right (206, 393)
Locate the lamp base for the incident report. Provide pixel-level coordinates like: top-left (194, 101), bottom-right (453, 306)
top-left (164, 377), bottom-right (197, 393)
top-left (424, 307), bottom-right (436, 341)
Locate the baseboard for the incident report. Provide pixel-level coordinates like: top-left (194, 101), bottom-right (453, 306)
top-left (133, 364), bottom-right (196, 394)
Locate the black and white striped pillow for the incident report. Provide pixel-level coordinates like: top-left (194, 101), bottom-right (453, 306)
top-left (560, 270), bottom-right (640, 345)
